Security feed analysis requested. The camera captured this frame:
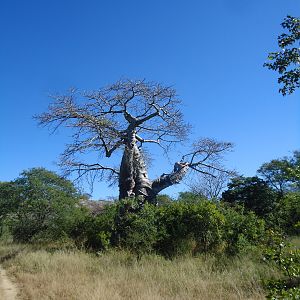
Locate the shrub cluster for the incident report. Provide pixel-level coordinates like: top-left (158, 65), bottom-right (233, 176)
top-left (263, 233), bottom-right (300, 299)
top-left (72, 195), bottom-right (266, 258)
top-left (0, 167), bottom-right (299, 258)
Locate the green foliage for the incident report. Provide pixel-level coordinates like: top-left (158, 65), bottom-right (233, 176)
top-left (288, 151), bottom-right (300, 187)
top-left (156, 194), bottom-right (173, 206)
top-left (222, 176), bottom-right (277, 217)
top-left (0, 182), bottom-right (19, 235)
top-left (71, 203), bottom-right (117, 250)
top-left (263, 236), bottom-right (300, 299)
top-left (74, 194), bottom-right (268, 258)
top-left (3, 168), bottom-right (87, 243)
top-left (156, 199), bottom-right (225, 256)
top-left (258, 151), bottom-right (300, 196)
top-left (3, 166), bottom-right (294, 260)
top-left (264, 15), bottom-right (300, 96)
top-left (177, 191), bottom-right (207, 203)
top-left (78, 199), bottom-right (160, 256)
top-left (221, 205), bottom-right (265, 255)
top-left (115, 199), bottom-right (160, 255)
top-left (275, 193), bottom-right (300, 235)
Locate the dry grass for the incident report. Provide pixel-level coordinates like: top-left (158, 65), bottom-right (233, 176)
top-left (0, 245), bottom-right (278, 300)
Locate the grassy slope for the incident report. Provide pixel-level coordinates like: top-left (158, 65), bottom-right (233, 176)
top-left (0, 244), bottom-right (280, 300)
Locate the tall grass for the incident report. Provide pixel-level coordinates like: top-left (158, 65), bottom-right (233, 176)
top-left (0, 244), bottom-right (279, 300)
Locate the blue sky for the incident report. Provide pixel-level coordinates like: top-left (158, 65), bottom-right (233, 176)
top-left (1, 0), bottom-right (299, 199)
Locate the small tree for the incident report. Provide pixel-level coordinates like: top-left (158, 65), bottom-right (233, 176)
top-left (37, 79), bottom-right (232, 204)
top-left (8, 168), bottom-right (85, 242)
top-left (258, 151), bottom-right (300, 196)
top-left (264, 15), bottom-right (300, 96)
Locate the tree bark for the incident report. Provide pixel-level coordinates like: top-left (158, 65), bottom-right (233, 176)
top-left (119, 134), bottom-right (190, 204)
top-left (147, 163), bottom-right (189, 203)
top-left (118, 132), bottom-right (152, 201)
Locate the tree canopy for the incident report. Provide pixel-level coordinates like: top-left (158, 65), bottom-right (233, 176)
top-left (1, 168), bottom-right (85, 242)
top-left (222, 176), bottom-right (277, 217)
top-left (257, 151), bottom-right (300, 195)
top-left (264, 15), bottom-right (300, 96)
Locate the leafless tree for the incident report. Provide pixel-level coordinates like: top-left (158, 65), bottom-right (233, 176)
top-left (188, 167), bottom-right (235, 200)
top-left (36, 79), bottom-right (233, 204)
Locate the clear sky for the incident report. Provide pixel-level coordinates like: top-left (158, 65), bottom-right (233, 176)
top-left (1, 0), bottom-right (299, 199)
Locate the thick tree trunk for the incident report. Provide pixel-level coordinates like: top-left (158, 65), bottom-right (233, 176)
top-left (119, 142), bottom-right (190, 204)
top-left (119, 145), bottom-right (135, 200)
top-left (147, 163), bottom-right (189, 203)
top-left (118, 128), bottom-right (191, 204)
top-left (118, 137), bottom-right (152, 201)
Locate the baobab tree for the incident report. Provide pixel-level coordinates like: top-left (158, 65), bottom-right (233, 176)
top-left (36, 79), bottom-right (232, 204)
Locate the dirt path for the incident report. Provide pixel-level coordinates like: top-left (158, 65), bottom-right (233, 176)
top-left (0, 266), bottom-right (18, 299)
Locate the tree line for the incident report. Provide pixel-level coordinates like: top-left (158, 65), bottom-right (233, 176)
top-left (0, 150), bottom-right (299, 249)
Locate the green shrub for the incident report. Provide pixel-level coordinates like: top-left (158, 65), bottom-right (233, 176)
top-left (221, 205), bottom-right (265, 255)
top-left (263, 237), bottom-right (300, 299)
top-left (69, 195), bottom-right (268, 258)
top-left (177, 191), bottom-right (207, 203)
top-left (115, 199), bottom-right (160, 255)
top-left (71, 203), bottom-right (117, 250)
top-left (156, 200), bottom-right (224, 257)
top-left (275, 193), bottom-right (300, 235)
top-left (79, 199), bottom-right (160, 256)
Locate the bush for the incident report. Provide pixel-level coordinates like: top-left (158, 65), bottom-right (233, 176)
top-left (275, 193), bottom-right (300, 235)
top-left (220, 205), bottom-right (265, 255)
top-left (114, 199), bottom-right (160, 255)
top-left (156, 200), bottom-right (225, 257)
top-left (4, 168), bottom-right (87, 243)
top-left (263, 236), bottom-right (300, 299)
top-left (70, 202), bottom-right (117, 250)
top-left (0, 181), bottom-right (19, 237)
top-left (78, 199), bottom-right (160, 256)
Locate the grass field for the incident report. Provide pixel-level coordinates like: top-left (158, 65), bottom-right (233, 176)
top-left (0, 243), bottom-right (280, 300)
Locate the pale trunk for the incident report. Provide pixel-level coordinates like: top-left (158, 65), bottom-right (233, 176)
top-left (119, 139), bottom-right (189, 204)
top-left (118, 131), bottom-right (152, 201)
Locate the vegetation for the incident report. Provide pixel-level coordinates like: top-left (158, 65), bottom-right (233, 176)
top-left (263, 234), bottom-right (300, 299)
top-left (0, 148), bottom-right (299, 298)
top-left (221, 176), bottom-right (277, 218)
top-left (0, 168), bottom-right (88, 243)
top-left (0, 244), bottom-right (279, 300)
top-left (265, 15), bottom-right (300, 96)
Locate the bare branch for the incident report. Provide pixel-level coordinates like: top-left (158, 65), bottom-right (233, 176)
top-left (36, 79), bottom-right (233, 204)
top-left (35, 79), bottom-right (189, 189)
top-left (187, 167), bottom-right (236, 199)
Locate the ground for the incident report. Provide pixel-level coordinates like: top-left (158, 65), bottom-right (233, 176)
top-left (0, 265), bottom-right (18, 300)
